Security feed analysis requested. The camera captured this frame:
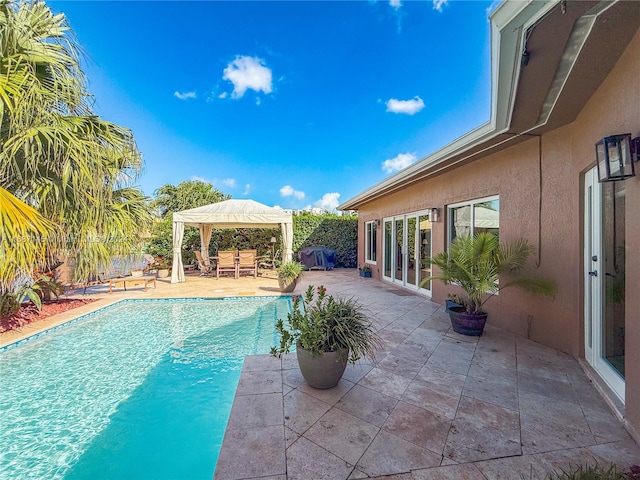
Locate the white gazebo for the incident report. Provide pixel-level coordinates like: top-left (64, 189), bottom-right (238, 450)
top-left (171, 199), bottom-right (293, 283)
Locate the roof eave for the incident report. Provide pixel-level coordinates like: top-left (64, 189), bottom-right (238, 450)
top-left (338, 0), bottom-right (558, 211)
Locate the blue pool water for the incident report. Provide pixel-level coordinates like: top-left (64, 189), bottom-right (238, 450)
top-left (0, 297), bottom-right (291, 480)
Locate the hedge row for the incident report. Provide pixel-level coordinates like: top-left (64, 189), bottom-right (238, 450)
top-left (293, 213), bottom-right (357, 268)
top-left (147, 213), bottom-right (358, 268)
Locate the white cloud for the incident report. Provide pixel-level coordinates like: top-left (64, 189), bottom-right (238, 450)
top-left (433, 0), bottom-right (448, 12)
top-left (389, 0), bottom-right (401, 9)
top-left (382, 153), bottom-right (417, 174)
top-left (314, 192), bottom-right (341, 212)
top-left (243, 184), bottom-right (251, 195)
top-left (386, 96), bottom-right (425, 115)
top-left (222, 178), bottom-right (237, 188)
top-left (222, 55), bottom-right (273, 99)
top-left (280, 185), bottom-right (305, 200)
top-left (190, 175), bottom-right (211, 183)
top-left (174, 91), bottom-right (196, 100)
top-left (218, 92), bottom-right (228, 99)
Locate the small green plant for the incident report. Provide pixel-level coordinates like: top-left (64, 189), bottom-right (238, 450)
top-left (0, 284), bottom-right (43, 318)
top-left (35, 274), bottom-right (65, 302)
top-left (544, 461), bottom-right (629, 480)
top-left (0, 292), bottom-right (20, 318)
top-left (277, 261), bottom-right (304, 282)
top-left (271, 285), bottom-right (383, 364)
top-left (359, 264), bottom-right (372, 273)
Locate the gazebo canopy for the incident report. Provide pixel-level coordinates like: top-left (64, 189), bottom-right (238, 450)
top-left (171, 199), bottom-right (293, 283)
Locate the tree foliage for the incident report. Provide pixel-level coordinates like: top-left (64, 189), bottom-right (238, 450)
top-left (150, 180), bottom-right (230, 219)
top-left (0, 0), bottom-right (152, 287)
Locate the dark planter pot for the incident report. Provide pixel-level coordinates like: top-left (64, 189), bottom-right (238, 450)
top-left (448, 306), bottom-right (488, 336)
top-left (445, 299), bottom-right (462, 313)
top-left (359, 270), bottom-right (372, 278)
top-left (296, 343), bottom-right (348, 389)
top-left (278, 277), bottom-right (297, 293)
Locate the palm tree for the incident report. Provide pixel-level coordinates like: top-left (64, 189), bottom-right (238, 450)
top-left (0, 187), bottom-right (54, 290)
top-left (0, 0), bottom-right (152, 286)
top-left (423, 232), bottom-right (557, 314)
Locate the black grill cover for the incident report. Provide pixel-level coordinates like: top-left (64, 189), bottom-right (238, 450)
top-left (298, 247), bottom-right (336, 270)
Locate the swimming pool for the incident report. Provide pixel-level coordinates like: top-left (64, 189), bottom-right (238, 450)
top-left (0, 297), bottom-right (291, 480)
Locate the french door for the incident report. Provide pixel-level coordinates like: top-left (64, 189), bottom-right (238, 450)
top-left (584, 167), bottom-right (626, 402)
top-left (382, 211), bottom-right (432, 295)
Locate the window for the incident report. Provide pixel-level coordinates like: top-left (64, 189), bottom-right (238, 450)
top-left (365, 221), bottom-right (377, 263)
top-left (449, 196), bottom-right (499, 244)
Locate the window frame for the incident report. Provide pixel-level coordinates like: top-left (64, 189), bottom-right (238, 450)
top-left (447, 195), bottom-right (500, 248)
top-left (365, 220), bottom-right (377, 264)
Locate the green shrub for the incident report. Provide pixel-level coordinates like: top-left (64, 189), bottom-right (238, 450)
top-left (543, 462), bottom-right (629, 480)
top-left (146, 210), bottom-right (358, 269)
top-left (293, 213), bottom-right (357, 267)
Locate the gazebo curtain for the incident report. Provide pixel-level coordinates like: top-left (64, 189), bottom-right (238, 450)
top-left (171, 221), bottom-right (185, 283)
top-left (200, 224), bottom-right (214, 267)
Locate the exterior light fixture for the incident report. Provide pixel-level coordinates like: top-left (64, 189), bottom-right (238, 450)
top-left (595, 133), bottom-right (638, 182)
top-left (430, 208), bottom-right (440, 222)
top-left (376, 219), bottom-right (381, 228)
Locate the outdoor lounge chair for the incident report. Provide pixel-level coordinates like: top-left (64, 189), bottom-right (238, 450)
top-left (259, 249), bottom-right (281, 270)
top-left (216, 250), bottom-right (238, 279)
top-left (237, 249), bottom-right (258, 278)
top-left (195, 251), bottom-right (213, 276)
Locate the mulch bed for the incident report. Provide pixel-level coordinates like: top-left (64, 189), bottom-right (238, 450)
top-left (0, 298), bottom-right (98, 334)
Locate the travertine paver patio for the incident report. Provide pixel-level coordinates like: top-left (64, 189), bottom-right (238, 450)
top-left (1, 269), bottom-right (637, 478)
top-left (215, 270), bottom-right (640, 480)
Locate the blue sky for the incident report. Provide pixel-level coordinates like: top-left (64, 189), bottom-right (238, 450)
top-left (50, 0), bottom-right (496, 211)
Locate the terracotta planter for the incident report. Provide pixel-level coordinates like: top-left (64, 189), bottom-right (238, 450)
top-left (157, 269), bottom-right (169, 278)
top-left (448, 306), bottom-right (487, 336)
top-left (278, 277), bottom-right (297, 293)
top-left (296, 344), bottom-right (348, 389)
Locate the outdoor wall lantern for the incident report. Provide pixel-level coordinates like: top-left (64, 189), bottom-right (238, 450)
top-left (429, 208), bottom-right (440, 222)
top-left (595, 133), bottom-right (639, 182)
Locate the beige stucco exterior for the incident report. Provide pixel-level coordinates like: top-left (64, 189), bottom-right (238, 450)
top-left (352, 28), bottom-right (640, 441)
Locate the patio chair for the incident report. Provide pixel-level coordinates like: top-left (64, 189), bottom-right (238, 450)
top-left (237, 249), bottom-right (258, 278)
top-left (195, 251), bottom-right (214, 276)
top-left (216, 250), bottom-right (238, 279)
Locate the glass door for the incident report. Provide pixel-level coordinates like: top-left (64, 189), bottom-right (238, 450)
top-left (418, 214), bottom-right (432, 294)
top-left (584, 167), bottom-right (625, 402)
top-left (394, 217), bottom-right (404, 282)
top-left (381, 212), bottom-right (432, 296)
top-left (383, 220), bottom-right (392, 280)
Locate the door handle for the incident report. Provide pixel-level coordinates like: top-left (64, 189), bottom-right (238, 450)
top-left (588, 270), bottom-right (598, 277)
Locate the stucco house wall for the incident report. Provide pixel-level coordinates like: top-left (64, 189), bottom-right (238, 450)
top-left (355, 28), bottom-right (639, 440)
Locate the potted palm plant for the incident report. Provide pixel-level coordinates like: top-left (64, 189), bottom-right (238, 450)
top-left (422, 233), bottom-right (557, 336)
top-left (271, 285), bottom-right (383, 389)
top-left (277, 261), bottom-right (304, 293)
